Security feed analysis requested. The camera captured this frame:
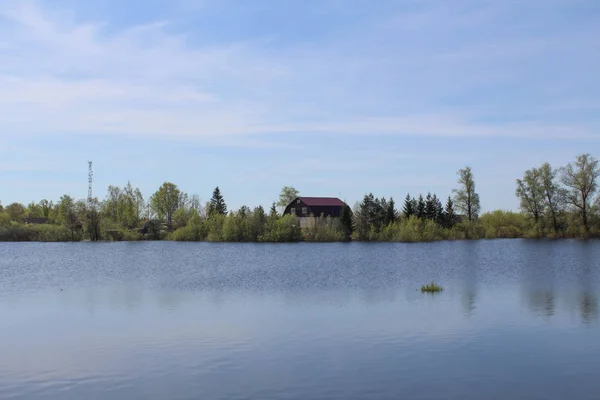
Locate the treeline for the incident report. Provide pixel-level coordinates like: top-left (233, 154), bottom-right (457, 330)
top-left (1, 153), bottom-right (599, 242)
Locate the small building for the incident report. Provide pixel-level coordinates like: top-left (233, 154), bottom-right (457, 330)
top-left (283, 197), bottom-right (348, 228)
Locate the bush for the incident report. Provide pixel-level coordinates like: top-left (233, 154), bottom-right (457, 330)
top-left (479, 210), bottom-right (533, 239)
top-left (303, 216), bottom-right (345, 242)
top-left (104, 228), bottom-right (143, 241)
top-left (259, 215), bottom-right (302, 242)
top-left (0, 223), bottom-right (77, 242)
top-left (374, 216), bottom-right (450, 242)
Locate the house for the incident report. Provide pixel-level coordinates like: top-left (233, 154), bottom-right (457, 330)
top-left (283, 197), bottom-right (349, 228)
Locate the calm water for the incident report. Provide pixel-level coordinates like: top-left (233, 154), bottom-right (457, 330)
top-left (1, 240), bottom-right (600, 400)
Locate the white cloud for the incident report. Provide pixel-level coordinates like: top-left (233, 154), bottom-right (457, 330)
top-left (0, 0), bottom-right (598, 142)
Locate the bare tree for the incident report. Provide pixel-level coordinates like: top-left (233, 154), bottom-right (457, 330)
top-left (453, 167), bottom-right (480, 221)
top-left (560, 154), bottom-right (600, 234)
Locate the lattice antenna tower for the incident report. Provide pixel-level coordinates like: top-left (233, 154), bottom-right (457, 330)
top-left (88, 161), bottom-right (93, 202)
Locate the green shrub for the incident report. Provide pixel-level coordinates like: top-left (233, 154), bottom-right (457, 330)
top-left (303, 216), bottom-right (345, 242)
top-left (421, 282), bottom-right (443, 293)
top-left (0, 223), bottom-right (77, 242)
top-left (259, 215), bottom-right (302, 242)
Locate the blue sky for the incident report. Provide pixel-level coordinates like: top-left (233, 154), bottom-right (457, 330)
top-left (1, 0), bottom-right (599, 211)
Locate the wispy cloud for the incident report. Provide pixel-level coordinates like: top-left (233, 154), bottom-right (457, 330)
top-left (1, 0), bottom-right (599, 141)
top-left (2, 0), bottom-right (600, 210)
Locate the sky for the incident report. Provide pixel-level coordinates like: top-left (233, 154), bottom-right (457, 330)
top-left (1, 0), bottom-right (599, 212)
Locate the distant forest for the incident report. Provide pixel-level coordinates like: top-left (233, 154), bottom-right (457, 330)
top-left (1, 153), bottom-right (599, 242)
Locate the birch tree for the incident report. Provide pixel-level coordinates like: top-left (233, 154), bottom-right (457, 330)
top-left (453, 167), bottom-right (480, 221)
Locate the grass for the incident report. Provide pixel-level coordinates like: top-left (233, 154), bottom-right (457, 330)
top-left (421, 281), bottom-right (443, 293)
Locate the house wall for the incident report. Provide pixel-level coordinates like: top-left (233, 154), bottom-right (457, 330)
top-left (285, 199), bottom-right (310, 217)
top-left (283, 198), bottom-right (345, 220)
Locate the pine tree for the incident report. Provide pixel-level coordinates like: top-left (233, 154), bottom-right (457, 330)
top-left (357, 193), bottom-right (378, 239)
top-left (269, 202), bottom-right (278, 218)
top-left (416, 194), bottom-right (426, 219)
top-left (444, 196), bottom-right (457, 228)
top-left (376, 197), bottom-right (387, 228)
top-left (434, 195), bottom-right (444, 224)
top-left (339, 204), bottom-right (354, 240)
top-left (359, 193), bottom-right (377, 225)
top-left (425, 192), bottom-right (436, 220)
top-left (402, 194), bottom-right (415, 219)
top-left (385, 197), bottom-right (397, 225)
top-left (238, 205), bottom-right (250, 218)
top-left (208, 186), bottom-right (227, 216)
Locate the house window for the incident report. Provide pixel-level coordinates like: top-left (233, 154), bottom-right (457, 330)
top-left (302, 207), bottom-right (307, 215)
top-left (290, 208), bottom-right (296, 214)
top-left (297, 199), bottom-right (301, 204)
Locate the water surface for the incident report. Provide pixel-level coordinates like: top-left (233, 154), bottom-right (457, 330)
top-left (1, 240), bottom-right (599, 399)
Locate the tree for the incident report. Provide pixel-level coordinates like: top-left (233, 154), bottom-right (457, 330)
top-left (57, 195), bottom-right (80, 241)
top-left (277, 186), bottom-right (300, 210)
top-left (150, 182), bottom-right (182, 228)
top-left (385, 197), bottom-right (398, 225)
top-left (134, 188), bottom-right (146, 221)
top-left (339, 204), bottom-right (354, 240)
top-left (0, 211), bottom-right (10, 228)
top-left (516, 167), bottom-right (545, 224)
top-left (560, 154), bottom-right (600, 234)
top-left (105, 185), bottom-right (122, 222)
top-left (269, 203), bottom-right (278, 218)
top-left (39, 199), bottom-right (53, 219)
top-left (402, 194), bottom-right (415, 219)
top-left (119, 182), bottom-right (142, 229)
top-left (238, 205), bottom-right (251, 218)
top-left (189, 194), bottom-right (202, 213)
top-left (444, 196), bottom-right (457, 228)
top-left (173, 207), bottom-right (191, 229)
top-left (25, 202), bottom-right (42, 218)
top-left (5, 202), bottom-right (26, 222)
top-left (416, 194), bottom-right (426, 219)
top-left (434, 194), bottom-right (444, 224)
top-left (251, 205), bottom-right (267, 240)
top-left (208, 187), bottom-right (227, 216)
top-left (539, 163), bottom-right (564, 233)
top-left (376, 197), bottom-right (387, 228)
top-left (358, 193), bottom-right (384, 232)
top-left (84, 197), bottom-right (101, 241)
top-left (425, 193), bottom-right (436, 220)
top-left (453, 166), bottom-right (480, 221)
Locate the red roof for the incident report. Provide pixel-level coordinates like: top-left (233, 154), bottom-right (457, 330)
top-left (298, 197), bottom-right (345, 207)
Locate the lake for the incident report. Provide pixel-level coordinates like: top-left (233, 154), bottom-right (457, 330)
top-left (1, 240), bottom-right (599, 399)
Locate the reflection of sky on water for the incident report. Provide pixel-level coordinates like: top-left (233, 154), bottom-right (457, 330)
top-left (1, 240), bottom-right (600, 399)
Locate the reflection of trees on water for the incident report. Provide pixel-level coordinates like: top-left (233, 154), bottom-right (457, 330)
top-left (521, 240), bottom-right (557, 319)
top-left (521, 241), bottom-right (599, 324)
top-left (579, 292), bottom-right (597, 323)
top-left (524, 290), bottom-right (556, 318)
top-left (459, 242), bottom-right (480, 317)
top-left (461, 286), bottom-right (477, 317)
top-left (576, 242), bottom-right (598, 324)
top-left (523, 288), bottom-right (599, 323)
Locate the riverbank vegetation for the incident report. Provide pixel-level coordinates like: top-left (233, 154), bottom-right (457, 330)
top-left (1, 153), bottom-right (599, 242)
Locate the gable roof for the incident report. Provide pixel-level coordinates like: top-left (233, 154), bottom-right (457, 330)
top-left (298, 197), bottom-right (345, 207)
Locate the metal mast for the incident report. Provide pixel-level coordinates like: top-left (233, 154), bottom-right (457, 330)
top-left (88, 161), bottom-right (93, 202)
